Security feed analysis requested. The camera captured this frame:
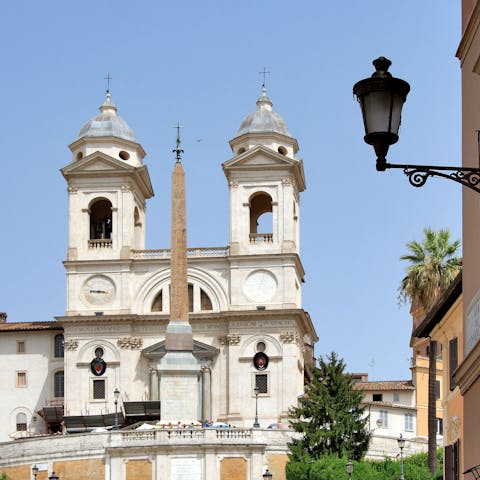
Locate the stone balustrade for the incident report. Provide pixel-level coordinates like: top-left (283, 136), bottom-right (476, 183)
top-left (249, 233), bottom-right (273, 243)
top-left (132, 247), bottom-right (229, 259)
top-left (88, 239), bottom-right (113, 249)
top-left (0, 428), bottom-right (290, 464)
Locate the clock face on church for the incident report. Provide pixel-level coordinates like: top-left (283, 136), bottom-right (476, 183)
top-left (243, 270), bottom-right (277, 303)
top-left (82, 275), bottom-right (116, 305)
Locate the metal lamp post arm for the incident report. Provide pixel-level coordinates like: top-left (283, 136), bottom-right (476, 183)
top-left (379, 161), bottom-right (480, 193)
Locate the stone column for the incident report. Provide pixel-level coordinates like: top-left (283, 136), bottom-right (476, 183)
top-left (201, 365), bottom-right (211, 422)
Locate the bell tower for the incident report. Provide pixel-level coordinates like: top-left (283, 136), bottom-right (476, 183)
top-left (223, 87), bottom-right (306, 311)
top-left (61, 92), bottom-right (153, 315)
top-left (223, 87), bottom-right (306, 256)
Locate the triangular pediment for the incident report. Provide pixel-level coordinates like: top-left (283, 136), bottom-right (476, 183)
top-left (61, 152), bottom-right (154, 198)
top-left (61, 151), bottom-right (135, 175)
top-left (143, 339), bottom-right (219, 359)
top-left (223, 145), bottom-right (306, 192)
top-left (223, 145), bottom-right (295, 170)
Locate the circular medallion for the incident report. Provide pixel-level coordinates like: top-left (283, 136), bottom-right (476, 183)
top-left (243, 270), bottom-right (277, 303)
top-left (82, 275), bottom-right (115, 306)
top-left (253, 352), bottom-right (269, 371)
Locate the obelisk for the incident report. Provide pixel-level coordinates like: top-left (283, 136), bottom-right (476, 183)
top-left (159, 126), bottom-right (199, 422)
top-left (166, 153), bottom-right (193, 351)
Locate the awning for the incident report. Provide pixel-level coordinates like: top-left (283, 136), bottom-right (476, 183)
top-left (123, 401), bottom-right (161, 421)
top-left (40, 406), bottom-right (64, 425)
top-left (63, 413), bottom-right (122, 432)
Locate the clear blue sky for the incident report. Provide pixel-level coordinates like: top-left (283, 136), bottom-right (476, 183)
top-left (0, 1), bottom-right (461, 380)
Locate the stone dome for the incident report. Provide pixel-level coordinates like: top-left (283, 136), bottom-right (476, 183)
top-left (236, 87), bottom-right (291, 137)
top-left (77, 93), bottom-right (137, 142)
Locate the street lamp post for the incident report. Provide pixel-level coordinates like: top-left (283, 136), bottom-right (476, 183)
top-left (353, 57), bottom-right (480, 193)
top-left (346, 460), bottom-right (354, 480)
top-left (263, 468), bottom-right (273, 479)
top-left (398, 433), bottom-right (406, 480)
top-left (32, 465), bottom-right (39, 480)
top-left (114, 387), bottom-right (120, 430)
top-left (253, 386), bottom-right (260, 428)
top-left (48, 472), bottom-right (59, 480)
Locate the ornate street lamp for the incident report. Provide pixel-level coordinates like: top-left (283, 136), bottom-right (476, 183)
top-left (114, 387), bottom-right (120, 430)
top-left (464, 464), bottom-right (480, 480)
top-left (32, 465), bottom-right (39, 480)
top-left (354, 57), bottom-right (480, 193)
top-left (346, 460), bottom-right (354, 480)
top-left (263, 468), bottom-right (273, 479)
top-left (48, 472), bottom-right (59, 480)
top-left (398, 433), bottom-right (406, 480)
top-left (253, 386), bottom-right (260, 428)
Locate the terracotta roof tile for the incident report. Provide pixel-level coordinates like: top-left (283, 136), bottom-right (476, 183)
top-left (0, 322), bottom-right (62, 332)
top-left (353, 380), bottom-right (414, 391)
top-left (361, 400), bottom-right (416, 411)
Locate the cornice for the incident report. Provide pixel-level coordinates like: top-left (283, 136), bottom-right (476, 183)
top-left (413, 273), bottom-right (462, 338)
top-left (63, 258), bottom-right (134, 268)
top-left (55, 308), bottom-right (318, 341)
top-left (227, 252), bottom-right (306, 279)
top-left (453, 337), bottom-right (480, 394)
top-left (456, 1), bottom-right (480, 64)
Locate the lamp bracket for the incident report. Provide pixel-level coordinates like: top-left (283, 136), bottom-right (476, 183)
top-left (382, 161), bottom-right (480, 193)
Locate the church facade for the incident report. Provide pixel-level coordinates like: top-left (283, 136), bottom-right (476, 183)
top-left (0, 87), bottom-right (317, 480)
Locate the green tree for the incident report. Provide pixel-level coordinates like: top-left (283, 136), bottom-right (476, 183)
top-left (288, 352), bottom-right (370, 463)
top-left (399, 227), bottom-right (461, 313)
top-left (286, 450), bottom-right (443, 480)
top-left (399, 227), bottom-right (460, 475)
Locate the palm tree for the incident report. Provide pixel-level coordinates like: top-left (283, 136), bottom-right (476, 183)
top-left (399, 227), bottom-right (461, 315)
top-left (399, 227), bottom-right (461, 474)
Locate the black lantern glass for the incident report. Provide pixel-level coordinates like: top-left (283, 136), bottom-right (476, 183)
top-left (263, 468), bottom-right (273, 479)
top-left (353, 57), bottom-right (410, 167)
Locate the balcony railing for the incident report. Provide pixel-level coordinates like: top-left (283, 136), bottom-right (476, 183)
top-left (249, 233), bottom-right (273, 244)
top-left (132, 247), bottom-right (229, 259)
top-left (88, 239), bottom-right (112, 249)
top-left (118, 427), bottom-right (253, 445)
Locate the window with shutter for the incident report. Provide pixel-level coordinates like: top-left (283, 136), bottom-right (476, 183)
top-left (449, 338), bottom-right (458, 390)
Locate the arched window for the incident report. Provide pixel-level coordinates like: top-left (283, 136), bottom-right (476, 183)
top-left (151, 283), bottom-right (214, 313)
top-left (16, 413), bottom-right (27, 431)
top-left (200, 289), bottom-right (212, 310)
top-left (152, 290), bottom-right (163, 312)
top-left (89, 199), bottom-right (113, 242)
top-left (54, 371), bottom-right (64, 398)
top-left (54, 334), bottom-right (64, 358)
top-left (188, 284), bottom-right (194, 312)
top-left (249, 192), bottom-right (273, 243)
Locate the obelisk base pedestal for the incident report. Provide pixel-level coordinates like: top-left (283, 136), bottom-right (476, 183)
top-left (159, 352), bottom-right (200, 422)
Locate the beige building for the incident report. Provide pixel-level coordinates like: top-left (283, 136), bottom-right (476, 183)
top-left (455, 1), bottom-right (480, 476)
top-left (0, 87), bottom-right (317, 480)
top-left (414, 273), bottom-right (463, 480)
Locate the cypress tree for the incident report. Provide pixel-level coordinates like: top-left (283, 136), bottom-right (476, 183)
top-left (288, 352), bottom-right (371, 461)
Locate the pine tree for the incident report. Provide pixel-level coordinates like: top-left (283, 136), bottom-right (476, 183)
top-left (288, 352), bottom-right (370, 461)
